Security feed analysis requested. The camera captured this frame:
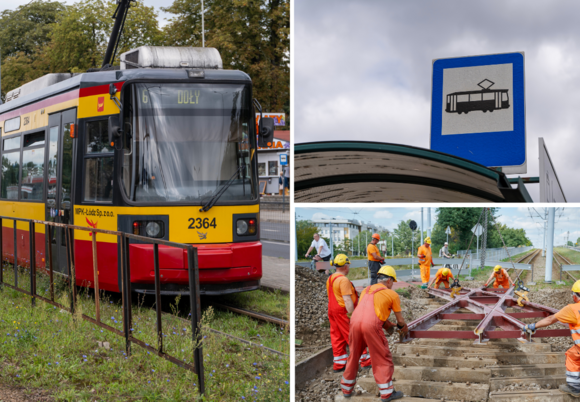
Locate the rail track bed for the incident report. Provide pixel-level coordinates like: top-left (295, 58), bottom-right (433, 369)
top-left (335, 296), bottom-right (576, 402)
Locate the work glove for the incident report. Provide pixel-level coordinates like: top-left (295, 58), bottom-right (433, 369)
top-left (397, 322), bottom-right (409, 336)
top-left (523, 323), bottom-right (536, 335)
top-left (379, 259), bottom-right (385, 264)
top-left (383, 320), bottom-right (395, 335)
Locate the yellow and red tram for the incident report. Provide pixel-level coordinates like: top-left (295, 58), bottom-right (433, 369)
top-left (0, 47), bottom-right (265, 295)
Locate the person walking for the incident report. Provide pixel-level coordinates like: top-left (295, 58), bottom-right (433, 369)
top-left (278, 171), bottom-right (284, 195)
top-left (339, 265), bottom-right (407, 401)
top-left (326, 254), bottom-right (371, 372)
top-left (523, 280), bottom-right (580, 397)
top-left (367, 233), bottom-right (385, 286)
top-left (418, 237), bottom-right (434, 289)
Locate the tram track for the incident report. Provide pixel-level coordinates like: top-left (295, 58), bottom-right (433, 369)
top-left (554, 251), bottom-right (577, 281)
top-left (209, 302), bottom-right (288, 328)
top-left (506, 248), bottom-right (541, 284)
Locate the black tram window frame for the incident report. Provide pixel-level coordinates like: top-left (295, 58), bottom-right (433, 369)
top-left (19, 129), bottom-right (46, 203)
top-left (116, 78), bottom-right (260, 207)
top-left (0, 128), bottom-right (47, 203)
top-left (80, 116), bottom-right (115, 205)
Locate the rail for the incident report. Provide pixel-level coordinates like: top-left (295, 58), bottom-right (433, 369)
top-left (0, 216), bottom-right (205, 395)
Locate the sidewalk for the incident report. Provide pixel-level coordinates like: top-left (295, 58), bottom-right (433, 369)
top-left (261, 256), bottom-right (290, 293)
top-left (260, 209), bottom-right (290, 223)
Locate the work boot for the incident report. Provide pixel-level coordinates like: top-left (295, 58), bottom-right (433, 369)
top-left (381, 390), bottom-right (404, 401)
top-left (333, 367), bottom-right (345, 373)
top-left (560, 384), bottom-right (580, 397)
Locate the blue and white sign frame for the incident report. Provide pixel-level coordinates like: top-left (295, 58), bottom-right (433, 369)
top-left (430, 52), bottom-right (526, 174)
top-left (279, 153), bottom-right (288, 166)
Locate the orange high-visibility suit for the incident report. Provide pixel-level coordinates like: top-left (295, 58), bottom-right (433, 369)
top-left (418, 244), bottom-right (433, 284)
top-left (433, 268), bottom-right (454, 289)
top-left (326, 273), bottom-right (371, 371)
top-left (553, 303), bottom-right (580, 393)
top-left (492, 268), bottom-right (510, 288)
top-left (340, 283), bottom-right (400, 400)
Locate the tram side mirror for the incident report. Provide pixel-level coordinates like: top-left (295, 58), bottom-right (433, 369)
top-left (109, 83), bottom-right (117, 97)
top-left (258, 117), bottom-right (275, 148)
top-left (108, 115), bottom-right (122, 146)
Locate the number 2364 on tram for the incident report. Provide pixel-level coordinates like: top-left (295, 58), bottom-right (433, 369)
top-left (0, 46), bottom-right (273, 296)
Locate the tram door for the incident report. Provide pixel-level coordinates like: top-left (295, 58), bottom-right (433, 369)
top-left (46, 109), bottom-right (77, 274)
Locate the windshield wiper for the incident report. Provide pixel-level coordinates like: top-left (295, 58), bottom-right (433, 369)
top-left (200, 164), bottom-right (244, 212)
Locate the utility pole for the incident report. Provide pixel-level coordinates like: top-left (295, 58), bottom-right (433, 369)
top-left (391, 232), bottom-right (394, 257)
top-left (427, 207), bottom-right (431, 238)
top-left (201, 0), bottom-right (205, 47)
top-left (421, 208), bottom-right (424, 245)
top-left (365, 231), bottom-right (368, 255)
top-left (545, 208), bottom-right (555, 283)
top-left (294, 211), bottom-right (298, 262)
top-left (329, 220), bottom-right (333, 257)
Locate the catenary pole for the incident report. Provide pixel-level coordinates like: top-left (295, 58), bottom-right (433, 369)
top-left (545, 208), bottom-right (555, 283)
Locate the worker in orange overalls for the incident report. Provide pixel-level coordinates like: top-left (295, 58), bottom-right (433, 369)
top-left (483, 265), bottom-right (514, 288)
top-left (428, 267), bottom-right (454, 289)
top-left (327, 254), bottom-right (371, 372)
top-left (367, 233), bottom-right (385, 286)
top-left (340, 266), bottom-right (407, 401)
top-left (418, 237), bottom-right (434, 289)
top-left (524, 280), bottom-right (580, 397)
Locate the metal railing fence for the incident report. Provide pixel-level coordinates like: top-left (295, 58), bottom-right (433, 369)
top-left (259, 201), bottom-right (290, 243)
top-left (0, 216), bottom-right (205, 395)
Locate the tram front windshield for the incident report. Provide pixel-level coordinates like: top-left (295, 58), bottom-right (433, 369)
top-left (123, 83), bottom-right (257, 203)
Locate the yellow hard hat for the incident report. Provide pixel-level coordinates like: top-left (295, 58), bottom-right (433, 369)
top-left (425, 237), bottom-right (431, 244)
top-left (331, 254), bottom-right (350, 267)
top-left (377, 265), bottom-right (397, 282)
top-left (494, 265), bottom-right (502, 272)
top-left (442, 268), bottom-right (450, 277)
top-left (572, 280), bottom-right (580, 293)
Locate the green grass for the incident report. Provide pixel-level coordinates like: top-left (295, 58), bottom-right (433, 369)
top-left (210, 289), bottom-right (288, 320)
top-left (0, 265), bottom-right (289, 401)
top-left (555, 247), bottom-right (580, 265)
top-left (501, 249), bottom-right (535, 262)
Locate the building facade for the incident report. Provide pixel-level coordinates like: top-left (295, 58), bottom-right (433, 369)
top-left (257, 131), bottom-right (290, 195)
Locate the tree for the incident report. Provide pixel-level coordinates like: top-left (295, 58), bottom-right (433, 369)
top-left (568, 241), bottom-right (573, 247)
top-left (47, 0), bottom-right (162, 73)
top-left (0, 0), bottom-right (66, 59)
top-left (432, 208), bottom-right (500, 253)
top-left (296, 220), bottom-right (317, 258)
top-left (0, 0), bottom-right (66, 96)
top-left (162, 0), bottom-right (290, 116)
top-left (392, 220), bottom-right (421, 257)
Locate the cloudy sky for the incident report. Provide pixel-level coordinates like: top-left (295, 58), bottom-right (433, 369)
top-left (294, 0), bottom-right (580, 201)
top-left (296, 207), bottom-right (580, 248)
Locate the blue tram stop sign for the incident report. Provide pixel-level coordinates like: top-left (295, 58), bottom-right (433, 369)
top-left (279, 153), bottom-right (288, 166)
top-left (430, 52), bottom-right (526, 174)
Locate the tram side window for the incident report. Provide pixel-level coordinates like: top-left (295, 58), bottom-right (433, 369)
top-left (1, 149), bottom-right (20, 200)
top-left (84, 120), bottom-right (114, 202)
top-left (21, 132), bottom-right (45, 200)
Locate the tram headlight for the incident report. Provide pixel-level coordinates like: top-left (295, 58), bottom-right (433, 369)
top-left (236, 218), bottom-right (257, 236)
top-left (132, 220), bottom-right (164, 238)
top-left (236, 220), bottom-right (248, 235)
top-left (146, 222), bottom-right (161, 237)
